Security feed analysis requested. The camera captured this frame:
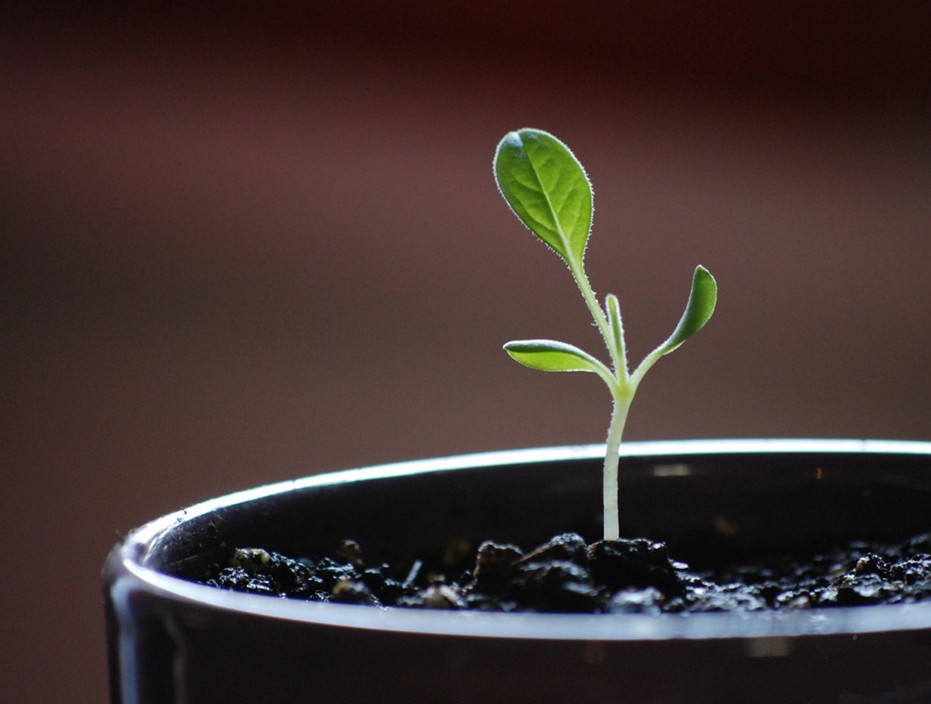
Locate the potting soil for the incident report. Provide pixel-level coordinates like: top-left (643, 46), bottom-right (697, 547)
top-left (192, 531), bottom-right (931, 613)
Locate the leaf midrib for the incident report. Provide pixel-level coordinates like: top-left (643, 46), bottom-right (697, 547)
top-left (523, 140), bottom-right (574, 262)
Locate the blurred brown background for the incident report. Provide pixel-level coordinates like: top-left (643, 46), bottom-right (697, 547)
top-left (2, 2), bottom-right (930, 701)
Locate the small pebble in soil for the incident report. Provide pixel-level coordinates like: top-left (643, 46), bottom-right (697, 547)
top-left (195, 531), bottom-right (931, 614)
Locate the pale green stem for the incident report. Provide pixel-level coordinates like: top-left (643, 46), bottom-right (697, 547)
top-left (629, 347), bottom-right (664, 390)
top-left (564, 255), bottom-right (640, 541)
top-left (602, 388), bottom-right (634, 540)
top-left (567, 258), bottom-right (626, 382)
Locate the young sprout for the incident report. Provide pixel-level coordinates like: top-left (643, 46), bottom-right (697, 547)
top-left (493, 128), bottom-right (717, 541)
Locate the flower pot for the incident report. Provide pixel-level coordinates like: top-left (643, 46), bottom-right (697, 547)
top-left (103, 439), bottom-right (931, 703)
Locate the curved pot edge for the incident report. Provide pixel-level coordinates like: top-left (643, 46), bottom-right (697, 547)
top-left (106, 438), bottom-right (931, 642)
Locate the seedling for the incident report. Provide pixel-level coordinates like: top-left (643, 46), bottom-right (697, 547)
top-left (494, 128), bottom-right (717, 541)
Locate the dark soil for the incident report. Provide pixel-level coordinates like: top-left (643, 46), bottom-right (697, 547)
top-left (194, 532), bottom-right (931, 613)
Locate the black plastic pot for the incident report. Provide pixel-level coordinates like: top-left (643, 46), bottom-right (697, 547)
top-left (104, 439), bottom-right (931, 703)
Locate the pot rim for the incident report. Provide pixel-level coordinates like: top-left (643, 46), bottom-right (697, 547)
top-left (113, 438), bottom-right (931, 641)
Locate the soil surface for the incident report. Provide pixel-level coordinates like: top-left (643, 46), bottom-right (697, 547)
top-left (193, 532), bottom-right (931, 613)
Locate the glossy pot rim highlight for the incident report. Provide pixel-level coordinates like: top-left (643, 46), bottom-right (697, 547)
top-left (108, 438), bottom-right (931, 642)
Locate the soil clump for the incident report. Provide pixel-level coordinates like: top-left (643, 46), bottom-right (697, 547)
top-left (192, 531), bottom-right (931, 613)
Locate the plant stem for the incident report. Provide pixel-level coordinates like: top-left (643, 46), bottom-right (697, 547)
top-left (566, 255), bottom-right (636, 541)
top-left (603, 391), bottom-right (631, 541)
top-left (567, 259), bottom-right (625, 381)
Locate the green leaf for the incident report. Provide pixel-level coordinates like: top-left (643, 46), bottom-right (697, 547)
top-left (493, 129), bottom-right (593, 265)
top-left (504, 339), bottom-right (606, 374)
top-left (605, 293), bottom-right (628, 377)
top-left (656, 265), bottom-right (717, 356)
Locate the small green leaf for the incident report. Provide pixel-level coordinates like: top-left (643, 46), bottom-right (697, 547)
top-left (605, 293), bottom-right (628, 377)
top-left (504, 339), bottom-right (606, 374)
top-left (656, 265), bottom-right (717, 356)
top-left (494, 129), bottom-right (593, 265)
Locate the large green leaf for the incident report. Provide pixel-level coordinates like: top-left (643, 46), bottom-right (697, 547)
top-left (503, 339), bottom-right (606, 374)
top-left (494, 129), bottom-right (593, 265)
top-left (656, 265), bottom-right (717, 355)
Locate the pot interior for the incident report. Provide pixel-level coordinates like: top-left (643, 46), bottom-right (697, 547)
top-left (145, 441), bottom-right (931, 580)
